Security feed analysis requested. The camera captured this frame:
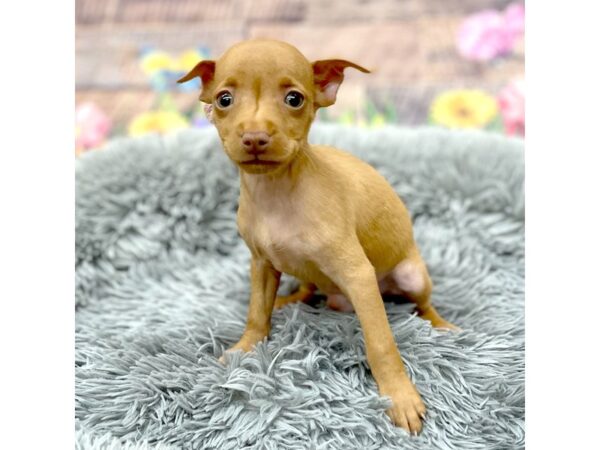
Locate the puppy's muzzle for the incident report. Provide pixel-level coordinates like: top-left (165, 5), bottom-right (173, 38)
top-left (241, 131), bottom-right (272, 155)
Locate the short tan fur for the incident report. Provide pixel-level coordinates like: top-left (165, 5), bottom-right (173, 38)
top-left (179, 39), bottom-right (457, 435)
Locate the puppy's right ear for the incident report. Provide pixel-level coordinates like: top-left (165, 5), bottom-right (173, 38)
top-left (177, 60), bottom-right (216, 103)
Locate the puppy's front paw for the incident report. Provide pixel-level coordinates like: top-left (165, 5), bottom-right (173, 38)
top-left (381, 375), bottom-right (426, 435)
top-left (218, 341), bottom-right (249, 364)
top-left (218, 331), bottom-right (267, 364)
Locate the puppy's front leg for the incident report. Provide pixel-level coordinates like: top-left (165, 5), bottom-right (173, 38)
top-left (226, 256), bottom-right (281, 354)
top-left (320, 247), bottom-right (426, 435)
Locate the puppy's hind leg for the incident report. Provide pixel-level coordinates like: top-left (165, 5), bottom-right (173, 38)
top-left (274, 282), bottom-right (317, 309)
top-left (326, 293), bottom-right (355, 312)
top-left (392, 251), bottom-right (459, 330)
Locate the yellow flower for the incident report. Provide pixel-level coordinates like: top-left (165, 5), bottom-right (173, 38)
top-left (177, 49), bottom-right (203, 72)
top-left (369, 113), bottom-right (386, 128)
top-left (141, 51), bottom-right (176, 76)
top-left (128, 111), bottom-right (189, 136)
top-left (431, 90), bottom-right (498, 129)
top-left (338, 111), bottom-right (355, 125)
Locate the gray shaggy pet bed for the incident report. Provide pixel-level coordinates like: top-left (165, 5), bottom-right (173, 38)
top-left (75, 124), bottom-right (524, 450)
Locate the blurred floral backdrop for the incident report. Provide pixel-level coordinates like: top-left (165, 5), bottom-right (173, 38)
top-left (75, 0), bottom-right (524, 155)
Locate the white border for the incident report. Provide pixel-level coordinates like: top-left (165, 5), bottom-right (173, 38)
top-left (0, 0), bottom-right (74, 448)
top-left (2, 0), bottom-right (600, 448)
top-left (527, 0), bottom-right (600, 448)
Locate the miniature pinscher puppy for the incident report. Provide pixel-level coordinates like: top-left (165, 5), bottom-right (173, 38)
top-left (179, 39), bottom-right (456, 435)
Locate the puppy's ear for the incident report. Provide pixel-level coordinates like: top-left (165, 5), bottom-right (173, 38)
top-left (177, 60), bottom-right (216, 103)
top-left (312, 59), bottom-right (370, 108)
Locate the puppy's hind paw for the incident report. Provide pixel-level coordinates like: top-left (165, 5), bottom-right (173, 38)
top-left (431, 319), bottom-right (461, 331)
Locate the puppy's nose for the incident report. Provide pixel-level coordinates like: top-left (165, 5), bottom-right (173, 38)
top-left (241, 131), bottom-right (271, 154)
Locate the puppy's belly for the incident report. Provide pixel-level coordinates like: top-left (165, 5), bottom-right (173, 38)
top-left (268, 247), bottom-right (339, 293)
top-left (253, 236), bottom-right (337, 294)
top-left (253, 231), bottom-right (410, 296)
top-left (312, 271), bottom-right (397, 296)
top-left (270, 252), bottom-right (397, 297)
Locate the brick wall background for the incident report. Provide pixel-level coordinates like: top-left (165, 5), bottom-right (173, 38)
top-left (75, 0), bottom-right (524, 131)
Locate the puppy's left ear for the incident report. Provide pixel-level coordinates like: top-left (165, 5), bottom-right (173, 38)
top-left (177, 60), bottom-right (216, 103)
top-left (312, 59), bottom-right (370, 108)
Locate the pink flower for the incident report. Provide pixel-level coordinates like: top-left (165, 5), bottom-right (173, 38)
top-left (75, 102), bottom-right (112, 153)
top-left (497, 79), bottom-right (525, 136)
top-left (457, 2), bottom-right (525, 62)
top-left (504, 3), bottom-right (525, 37)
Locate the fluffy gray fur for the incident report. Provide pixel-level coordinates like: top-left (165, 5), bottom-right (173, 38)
top-left (75, 124), bottom-right (524, 449)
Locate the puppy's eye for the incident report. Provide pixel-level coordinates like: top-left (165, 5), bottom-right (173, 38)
top-left (216, 91), bottom-right (234, 109)
top-left (284, 91), bottom-right (304, 108)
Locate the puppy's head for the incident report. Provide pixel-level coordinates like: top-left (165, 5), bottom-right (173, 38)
top-left (178, 40), bottom-right (369, 174)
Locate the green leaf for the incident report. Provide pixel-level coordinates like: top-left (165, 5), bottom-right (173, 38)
top-left (383, 101), bottom-right (398, 122)
top-left (485, 113), bottom-right (505, 133)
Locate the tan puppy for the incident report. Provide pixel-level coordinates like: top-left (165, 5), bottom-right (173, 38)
top-left (179, 39), bottom-right (456, 435)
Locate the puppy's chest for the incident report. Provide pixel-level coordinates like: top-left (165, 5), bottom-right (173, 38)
top-left (241, 207), bottom-right (317, 273)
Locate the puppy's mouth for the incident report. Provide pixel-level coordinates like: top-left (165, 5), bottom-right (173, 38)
top-left (239, 158), bottom-right (280, 166)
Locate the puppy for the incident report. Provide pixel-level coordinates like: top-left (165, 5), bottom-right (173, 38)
top-left (179, 39), bottom-right (456, 435)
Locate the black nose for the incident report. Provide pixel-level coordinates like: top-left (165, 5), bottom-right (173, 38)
top-left (241, 131), bottom-right (271, 154)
